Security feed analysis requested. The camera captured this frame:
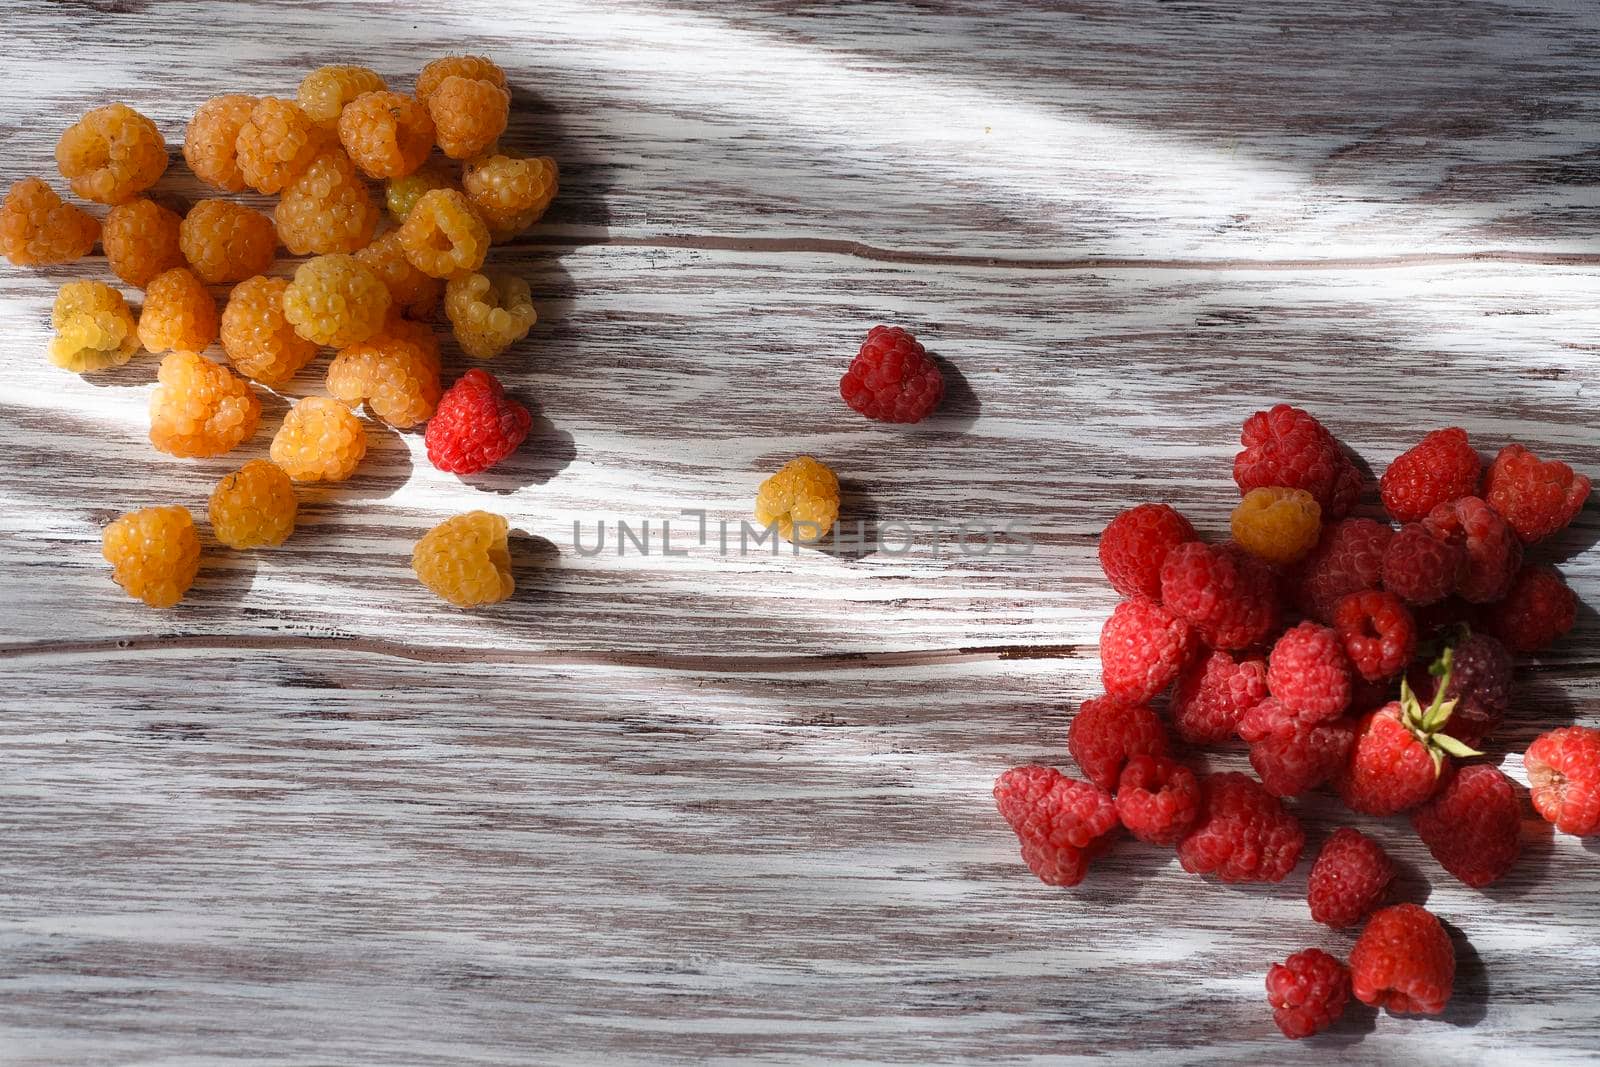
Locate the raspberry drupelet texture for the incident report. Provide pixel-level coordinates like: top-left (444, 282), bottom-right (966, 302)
top-left (1423, 496), bottom-right (1523, 604)
top-left (1308, 827), bottom-right (1394, 929)
top-left (1350, 904), bottom-right (1455, 1015)
top-left (274, 145), bottom-right (381, 255)
top-left (219, 276), bottom-right (320, 386)
top-left (1406, 633), bottom-right (1512, 750)
top-left (1098, 502), bottom-right (1197, 600)
top-left (385, 159), bottom-right (460, 224)
top-left (102, 198), bottom-right (185, 287)
top-left (270, 395), bottom-right (369, 482)
top-left (209, 460), bottom-right (297, 549)
top-left (1230, 487), bottom-right (1321, 565)
top-left (1486, 565), bottom-right (1577, 654)
top-left (148, 351), bottom-right (261, 458)
top-left (48, 281), bottom-right (141, 373)
top-left (137, 268), bottom-right (219, 355)
top-left (0, 178), bottom-right (99, 267)
top-left (1115, 755), bottom-right (1201, 846)
top-left (1234, 404), bottom-right (1362, 519)
top-left (356, 231), bottom-right (443, 320)
top-left (184, 95), bottom-right (258, 192)
top-left (397, 188), bottom-right (490, 278)
top-left (235, 97), bottom-right (325, 195)
top-left (1295, 518), bottom-right (1393, 623)
top-left (463, 152), bottom-right (559, 241)
top-left (426, 75), bottom-right (511, 160)
top-left (1266, 949), bottom-right (1351, 1040)
top-left (1177, 772), bottom-right (1305, 883)
top-left (445, 271), bottom-right (536, 358)
top-left (425, 368), bottom-right (533, 476)
top-left (1333, 590), bottom-right (1416, 683)
top-left (1160, 541), bottom-right (1279, 650)
top-left (1099, 596), bottom-right (1194, 704)
top-left (1483, 443), bottom-right (1591, 544)
top-left (413, 510), bottom-right (516, 607)
top-left (1170, 648), bottom-right (1267, 745)
top-left (282, 254), bottom-right (391, 347)
top-left (338, 91), bottom-right (436, 178)
top-left (1380, 428), bottom-right (1480, 523)
top-left (1524, 726), bottom-right (1600, 837)
top-left (993, 765), bottom-right (1120, 887)
top-left (180, 200), bottom-right (277, 284)
top-left (1382, 522), bottom-right (1462, 607)
top-left (297, 65), bottom-right (387, 129)
top-left (101, 506), bottom-right (201, 608)
top-left (327, 322), bottom-right (442, 429)
top-left (1067, 696), bottom-right (1168, 792)
top-left (752, 454), bottom-right (841, 542)
top-left (415, 55), bottom-right (508, 106)
top-left (56, 103), bottom-right (167, 204)
top-left (1268, 622), bottom-right (1352, 721)
top-left (839, 325), bottom-right (945, 424)
top-left (1412, 764), bottom-right (1523, 888)
top-left (1237, 698), bottom-right (1355, 797)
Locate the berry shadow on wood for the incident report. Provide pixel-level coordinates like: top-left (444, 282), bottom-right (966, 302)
top-left (507, 531), bottom-right (561, 604)
top-left (924, 350), bottom-right (980, 434)
top-left (1438, 919), bottom-right (1490, 1028)
top-left (819, 477), bottom-right (884, 563)
top-left (503, 84), bottom-right (612, 237)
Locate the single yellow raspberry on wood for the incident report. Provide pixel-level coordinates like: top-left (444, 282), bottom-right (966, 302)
top-left (102, 505), bottom-right (201, 608)
top-left (755, 456), bottom-right (841, 543)
top-left (103, 198), bottom-right (185, 287)
top-left (0, 178), bottom-right (99, 267)
top-left (137, 268), bottom-right (219, 355)
top-left (397, 188), bottom-right (490, 279)
top-left (338, 90), bottom-right (436, 178)
top-left (444, 271), bottom-right (535, 359)
top-left (209, 460), bottom-right (297, 549)
top-left (56, 103), bottom-right (167, 204)
top-left (48, 280), bottom-right (141, 373)
top-left (148, 350), bottom-right (261, 458)
top-left (235, 97), bottom-right (324, 194)
top-left (282, 253), bottom-right (391, 347)
top-left (219, 275), bottom-right (320, 386)
top-left (327, 322), bottom-right (442, 429)
top-left (183, 94), bottom-right (258, 193)
top-left (1232, 487), bottom-right (1323, 565)
top-left (270, 395), bottom-right (368, 482)
top-left (412, 511), bottom-right (514, 607)
top-left (297, 65), bottom-right (386, 129)
top-left (274, 145), bottom-right (380, 255)
top-left (426, 75), bottom-right (509, 160)
top-left (180, 200), bottom-right (277, 284)
top-left (463, 152), bottom-right (558, 242)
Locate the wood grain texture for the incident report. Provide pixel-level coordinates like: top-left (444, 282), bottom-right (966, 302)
top-left (2, 1), bottom-right (1598, 1063)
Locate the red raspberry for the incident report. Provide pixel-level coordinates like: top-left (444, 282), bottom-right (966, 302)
top-left (992, 765), bottom-right (1119, 886)
top-left (1099, 597), bottom-right (1194, 704)
top-left (1237, 698), bottom-right (1355, 797)
top-left (1482, 443), bottom-right (1591, 544)
top-left (1379, 427), bottom-right (1480, 523)
top-left (1350, 904), bottom-right (1455, 1015)
top-left (838, 326), bottom-right (944, 423)
top-left (1115, 755), bottom-right (1201, 846)
top-left (1307, 827), bottom-right (1394, 929)
top-left (1266, 948), bottom-right (1350, 1039)
top-left (1412, 764), bottom-right (1522, 888)
top-left (1098, 502), bottom-right (1197, 600)
top-left (424, 369), bottom-right (532, 475)
top-left (1404, 634), bottom-right (1511, 749)
top-left (1169, 648), bottom-right (1267, 745)
top-left (1177, 772), bottom-right (1305, 883)
top-left (1525, 726), bottom-right (1600, 837)
top-left (1422, 496), bottom-right (1522, 604)
top-left (1381, 523), bottom-right (1462, 606)
top-left (1333, 591), bottom-right (1416, 683)
top-left (1485, 564), bottom-right (1577, 654)
top-left (1267, 622), bottom-right (1352, 721)
top-left (1338, 670), bottom-right (1474, 816)
top-left (1294, 518), bottom-right (1393, 623)
top-left (1234, 404), bottom-right (1362, 519)
top-left (1067, 696), bottom-right (1168, 793)
top-left (1159, 542), bottom-right (1279, 651)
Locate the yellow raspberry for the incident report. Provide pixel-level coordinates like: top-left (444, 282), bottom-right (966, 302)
top-left (183, 94), bottom-right (258, 193)
top-left (397, 188), bottom-right (489, 279)
top-left (416, 56), bottom-right (507, 107)
top-left (463, 153), bottom-right (558, 242)
top-left (444, 271), bottom-right (535, 359)
top-left (327, 322), bottom-right (442, 429)
top-left (209, 460), bottom-right (297, 549)
top-left (270, 396), bottom-right (368, 482)
top-left (219, 276), bottom-right (320, 386)
top-left (102, 505), bottom-right (201, 608)
top-left (274, 145), bottom-right (380, 255)
top-left (56, 104), bottom-right (167, 204)
top-left (412, 511), bottom-right (514, 607)
top-left (180, 200), bottom-right (277, 284)
top-left (755, 456), bottom-right (840, 543)
top-left (426, 75), bottom-right (509, 160)
top-left (48, 280), bottom-right (141, 373)
top-left (385, 159), bottom-right (459, 224)
top-left (102, 197), bottom-right (185, 287)
top-left (235, 97), bottom-right (324, 195)
top-left (1231, 487), bottom-right (1323, 565)
top-left (297, 65), bottom-right (386, 129)
top-left (137, 268), bottom-right (219, 354)
top-left (354, 230), bottom-right (443, 320)
top-left (0, 178), bottom-right (99, 267)
top-left (282, 254), bottom-right (391, 347)
top-left (148, 350), bottom-right (261, 458)
top-left (338, 91), bottom-right (436, 178)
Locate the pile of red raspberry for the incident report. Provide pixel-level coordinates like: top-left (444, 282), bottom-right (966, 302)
top-left (996, 404), bottom-right (1595, 1039)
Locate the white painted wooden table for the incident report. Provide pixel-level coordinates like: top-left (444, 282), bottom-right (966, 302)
top-left (3, 2), bottom-right (1598, 1063)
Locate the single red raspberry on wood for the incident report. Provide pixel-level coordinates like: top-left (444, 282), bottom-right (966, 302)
top-left (1294, 518), bottom-right (1393, 623)
top-left (1067, 696), bottom-right (1168, 792)
top-left (1169, 648), bottom-right (1267, 745)
top-left (1333, 590), bottom-right (1416, 683)
top-left (425, 369), bottom-right (532, 475)
top-left (1268, 622), bottom-right (1353, 721)
top-left (1380, 427), bottom-right (1480, 523)
top-left (1115, 755), bottom-right (1201, 846)
top-left (1307, 827), bottom-right (1394, 929)
top-left (1350, 904), bottom-right (1455, 1015)
top-left (1177, 772), bottom-right (1305, 883)
top-left (1482, 443), bottom-right (1591, 544)
top-left (1099, 596), bottom-right (1194, 703)
top-left (1237, 698), bottom-right (1354, 797)
top-left (1412, 764), bottom-right (1522, 888)
top-left (1485, 564), bottom-right (1577, 654)
top-left (1525, 726), bottom-right (1600, 837)
top-left (839, 325), bottom-right (944, 423)
top-left (1337, 665), bottom-right (1476, 816)
top-left (1381, 523), bottom-right (1462, 606)
top-left (1266, 948), bottom-right (1351, 1039)
top-left (1233, 404), bottom-right (1362, 519)
top-left (1422, 496), bottom-right (1522, 604)
top-left (992, 765), bottom-right (1119, 886)
top-left (1160, 542), bottom-right (1279, 651)
top-left (1098, 502), bottom-right (1197, 600)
